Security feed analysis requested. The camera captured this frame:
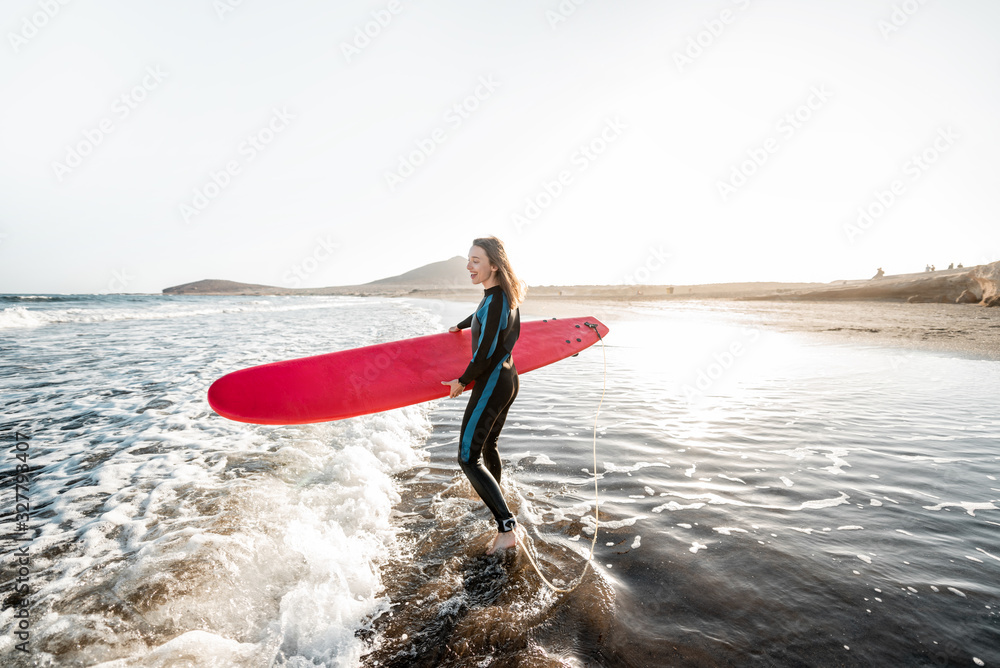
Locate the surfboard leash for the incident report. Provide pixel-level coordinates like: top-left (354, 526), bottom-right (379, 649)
top-left (516, 321), bottom-right (606, 595)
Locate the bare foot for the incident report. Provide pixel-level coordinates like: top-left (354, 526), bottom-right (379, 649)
top-left (486, 530), bottom-right (517, 555)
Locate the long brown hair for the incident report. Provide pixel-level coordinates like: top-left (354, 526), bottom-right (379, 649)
top-left (472, 236), bottom-right (527, 309)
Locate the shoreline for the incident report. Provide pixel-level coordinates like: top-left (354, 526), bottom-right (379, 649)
top-left (158, 261), bottom-right (1000, 307)
top-left (406, 291), bottom-right (1000, 361)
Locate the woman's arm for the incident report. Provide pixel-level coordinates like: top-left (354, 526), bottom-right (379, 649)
top-left (441, 314), bottom-right (476, 394)
top-left (457, 293), bottom-right (505, 385)
top-left (448, 314), bottom-right (473, 333)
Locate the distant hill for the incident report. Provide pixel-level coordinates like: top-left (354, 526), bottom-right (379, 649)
top-left (162, 256), bottom-right (476, 296)
top-left (162, 279), bottom-right (300, 296)
top-left (365, 256), bottom-right (472, 287)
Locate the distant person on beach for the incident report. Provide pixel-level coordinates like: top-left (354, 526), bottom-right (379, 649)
top-left (442, 236), bottom-right (526, 555)
top-left (872, 267), bottom-right (884, 279)
top-left (931, 264), bottom-right (936, 272)
top-left (948, 263), bottom-right (954, 269)
top-left (925, 264), bottom-right (931, 272)
top-left (958, 262), bottom-right (964, 268)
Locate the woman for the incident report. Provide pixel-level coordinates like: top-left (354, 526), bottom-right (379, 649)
top-left (441, 237), bottom-right (527, 555)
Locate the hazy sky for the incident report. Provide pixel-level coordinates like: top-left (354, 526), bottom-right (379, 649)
top-left (1, 0), bottom-right (998, 293)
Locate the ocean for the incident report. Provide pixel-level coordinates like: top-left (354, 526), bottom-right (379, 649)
top-left (1, 294), bottom-right (998, 667)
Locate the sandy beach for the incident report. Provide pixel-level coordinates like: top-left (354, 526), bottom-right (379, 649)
top-left (413, 292), bottom-right (1000, 361)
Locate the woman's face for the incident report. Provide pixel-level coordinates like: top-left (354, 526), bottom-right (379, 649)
top-left (467, 246), bottom-right (497, 286)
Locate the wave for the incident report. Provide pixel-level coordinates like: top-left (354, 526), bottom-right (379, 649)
top-left (1, 294), bottom-right (56, 301)
top-left (0, 297), bottom-right (358, 330)
top-left (0, 305), bottom-right (48, 328)
top-left (0, 294), bottom-right (104, 303)
top-left (7, 402), bottom-right (432, 665)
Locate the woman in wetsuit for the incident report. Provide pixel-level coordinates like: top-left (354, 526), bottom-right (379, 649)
top-left (441, 237), bottom-right (526, 555)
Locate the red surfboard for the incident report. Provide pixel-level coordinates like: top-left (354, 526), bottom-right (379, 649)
top-left (208, 316), bottom-right (608, 425)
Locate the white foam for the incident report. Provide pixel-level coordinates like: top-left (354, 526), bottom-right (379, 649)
top-left (652, 501), bottom-right (705, 513)
top-left (923, 501), bottom-right (998, 516)
top-left (0, 305), bottom-right (47, 328)
top-left (799, 492), bottom-right (851, 511)
top-left (650, 490), bottom-right (850, 513)
top-left (718, 474), bottom-right (746, 484)
top-left (976, 547), bottom-right (1000, 562)
top-left (1, 295), bottom-right (445, 666)
top-left (512, 450), bottom-right (557, 466)
top-left (92, 630), bottom-right (264, 667)
top-left (602, 461), bottom-right (669, 474)
top-left (824, 449), bottom-right (852, 475)
top-left (0, 296), bottom-right (355, 330)
top-left (580, 514), bottom-right (645, 535)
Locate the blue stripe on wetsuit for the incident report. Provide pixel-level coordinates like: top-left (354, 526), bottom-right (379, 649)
top-left (471, 295), bottom-right (493, 363)
top-left (486, 293), bottom-right (507, 357)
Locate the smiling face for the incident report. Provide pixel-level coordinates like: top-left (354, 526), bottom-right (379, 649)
top-left (467, 246), bottom-right (498, 288)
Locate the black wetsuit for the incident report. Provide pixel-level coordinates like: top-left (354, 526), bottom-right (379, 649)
top-left (455, 285), bottom-right (520, 533)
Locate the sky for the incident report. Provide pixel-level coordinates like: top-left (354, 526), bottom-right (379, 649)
top-left (1, 0), bottom-right (998, 294)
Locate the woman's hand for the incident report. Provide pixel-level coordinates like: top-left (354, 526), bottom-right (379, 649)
top-left (448, 326), bottom-right (460, 333)
top-left (441, 379), bottom-right (465, 398)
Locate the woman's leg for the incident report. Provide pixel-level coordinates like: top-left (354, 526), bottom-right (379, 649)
top-left (481, 364), bottom-right (518, 485)
top-left (458, 362), bottom-right (517, 533)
